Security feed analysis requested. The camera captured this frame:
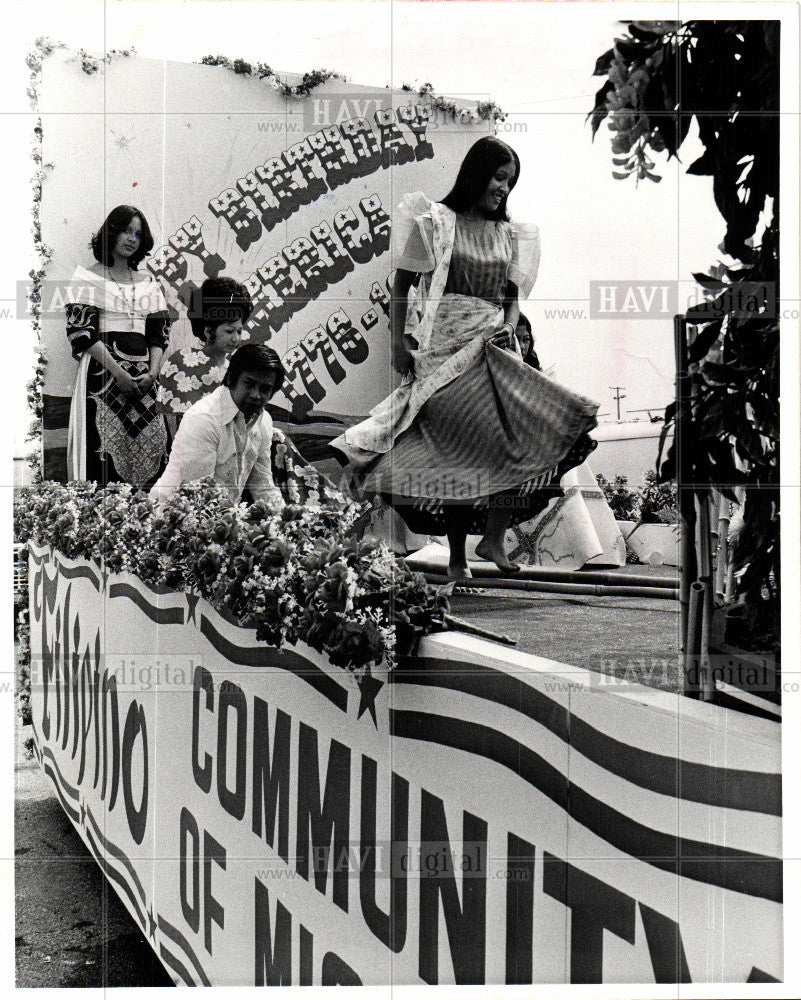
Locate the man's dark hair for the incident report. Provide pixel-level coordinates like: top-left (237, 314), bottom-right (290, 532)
top-left (224, 343), bottom-right (286, 394)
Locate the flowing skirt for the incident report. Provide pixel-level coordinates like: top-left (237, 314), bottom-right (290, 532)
top-left (332, 294), bottom-right (599, 535)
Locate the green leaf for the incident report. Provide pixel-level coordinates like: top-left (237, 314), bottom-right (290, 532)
top-left (593, 48), bottom-right (615, 76)
top-left (687, 149), bottom-right (716, 175)
top-left (612, 169), bottom-right (631, 180)
top-left (588, 80), bottom-right (614, 137)
top-left (692, 272), bottom-right (726, 290)
top-left (687, 319), bottom-right (723, 362)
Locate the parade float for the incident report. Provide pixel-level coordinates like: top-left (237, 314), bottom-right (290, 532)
top-left (18, 44), bottom-right (783, 986)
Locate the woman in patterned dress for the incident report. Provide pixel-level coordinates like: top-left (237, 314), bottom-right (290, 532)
top-left (157, 277), bottom-right (251, 436)
top-left (332, 137), bottom-right (600, 578)
top-left (66, 205), bottom-right (170, 486)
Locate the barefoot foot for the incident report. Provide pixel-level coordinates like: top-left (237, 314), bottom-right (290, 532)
top-left (474, 540), bottom-right (520, 574)
top-left (447, 563), bottom-right (473, 581)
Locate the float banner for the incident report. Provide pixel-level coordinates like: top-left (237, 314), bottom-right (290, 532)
top-left (37, 51), bottom-right (490, 478)
top-left (28, 542), bottom-right (782, 985)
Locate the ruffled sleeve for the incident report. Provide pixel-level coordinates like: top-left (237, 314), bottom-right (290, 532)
top-left (65, 302), bottom-right (100, 359)
top-left (65, 267), bottom-right (102, 359)
top-left (393, 191), bottom-right (436, 273)
top-left (508, 223), bottom-right (541, 299)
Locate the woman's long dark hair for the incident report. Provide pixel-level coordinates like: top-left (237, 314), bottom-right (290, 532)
top-left (440, 136), bottom-right (520, 221)
top-left (91, 205), bottom-right (154, 269)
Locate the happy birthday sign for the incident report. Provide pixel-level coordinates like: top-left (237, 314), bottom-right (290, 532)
top-left (39, 53), bottom-right (488, 474)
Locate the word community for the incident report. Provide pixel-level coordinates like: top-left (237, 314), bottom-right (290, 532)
top-left (189, 666), bottom-right (697, 987)
top-left (35, 564), bottom-right (701, 986)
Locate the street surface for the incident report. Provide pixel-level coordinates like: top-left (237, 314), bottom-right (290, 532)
top-left (15, 717), bottom-right (172, 988)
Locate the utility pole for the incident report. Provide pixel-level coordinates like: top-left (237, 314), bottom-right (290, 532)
top-left (609, 386), bottom-right (626, 422)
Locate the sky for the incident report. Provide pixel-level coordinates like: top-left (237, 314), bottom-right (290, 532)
top-left (1, 0), bottom-right (733, 457)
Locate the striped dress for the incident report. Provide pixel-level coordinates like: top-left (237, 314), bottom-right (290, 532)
top-left (332, 199), bottom-right (599, 535)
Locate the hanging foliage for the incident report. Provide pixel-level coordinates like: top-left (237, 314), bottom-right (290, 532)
top-left (590, 20), bottom-right (780, 647)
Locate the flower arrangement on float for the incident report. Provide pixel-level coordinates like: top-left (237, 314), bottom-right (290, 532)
top-left (14, 480), bottom-right (451, 675)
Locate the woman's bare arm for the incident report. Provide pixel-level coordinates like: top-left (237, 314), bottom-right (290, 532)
top-left (501, 280), bottom-right (521, 345)
top-left (391, 268), bottom-right (417, 375)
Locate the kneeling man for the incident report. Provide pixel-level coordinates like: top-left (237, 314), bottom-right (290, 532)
top-left (151, 343), bottom-right (286, 509)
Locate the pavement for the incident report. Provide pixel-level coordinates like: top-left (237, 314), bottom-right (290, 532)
top-left (14, 714), bottom-right (172, 988)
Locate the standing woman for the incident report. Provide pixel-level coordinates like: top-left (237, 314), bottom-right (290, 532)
top-left (332, 137), bottom-right (599, 578)
top-left (66, 205), bottom-right (170, 486)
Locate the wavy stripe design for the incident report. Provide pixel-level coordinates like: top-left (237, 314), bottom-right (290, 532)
top-left (391, 658), bottom-right (781, 816)
top-left (158, 914), bottom-right (212, 986)
top-left (159, 944), bottom-right (196, 986)
top-left (200, 614), bottom-right (348, 712)
top-left (84, 825), bottom-right (146, 930)
top-left (390, 709), bottom-right (782, 903)
top-left (42, 761), bottom-right (80, 823)
top-left (40, 744), bottom-right (80, 801)
top-left (55, 558), bottom-right (101, 591)
top-left (85, 806), bottom-right (147, 908)
top-left (108, 582), bottom-right (185, 625)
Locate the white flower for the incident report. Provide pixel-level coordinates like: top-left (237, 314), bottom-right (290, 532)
top-left (181, 349), bottom-right (203, 369)
top-left (161, 360), bottom-right (177, 378)
top-left (175, 372), bottom-right (201, 393)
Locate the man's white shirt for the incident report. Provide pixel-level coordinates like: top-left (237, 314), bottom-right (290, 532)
top-left (151, 385), bottom-right (284, 509)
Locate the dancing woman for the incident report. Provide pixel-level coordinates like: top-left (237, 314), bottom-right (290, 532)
top-left (66, 205), bottom-right (170, 486)
top-left (332, 137), bottom-right (599, 578)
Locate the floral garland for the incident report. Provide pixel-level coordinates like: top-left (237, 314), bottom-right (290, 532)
top-left (198, 55), bottom-right (505, 121)
top-left (25, 39), bottom-right (59, 461)
top-left (15, 569), bottom-right (32, 726)
top-left (25, 40), bottom-right (137, 461)
top-left (200, 55), bottom-right (345, 97)
top-left (14, 481), bottom-right (451, 676)
top-left (402, 82), bottom-right (506, 125)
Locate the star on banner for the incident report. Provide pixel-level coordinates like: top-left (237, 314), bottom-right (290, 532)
top-left (109, 128), bottom-right (143, 152)
top-left (356, 668), bottom-right (384, 729)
